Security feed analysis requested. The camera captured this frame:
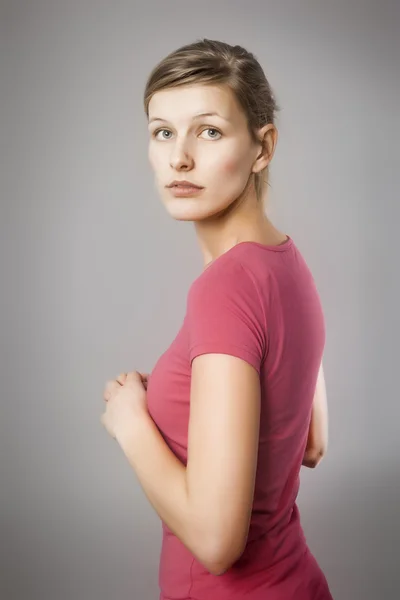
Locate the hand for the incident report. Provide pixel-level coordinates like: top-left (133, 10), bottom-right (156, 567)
top-left (100, 371), bottom-right (150, 441)
top-left (119, 371), bottom-right (150, 390)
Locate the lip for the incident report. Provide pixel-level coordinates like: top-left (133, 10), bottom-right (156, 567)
top-left (168, 185), bottom-right (204, 197)
top-left (167, 180), bottom-right (204, 189)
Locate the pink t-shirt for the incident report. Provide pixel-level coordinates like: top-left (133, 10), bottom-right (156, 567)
top-left (146, 237), bottom-right (333, 600)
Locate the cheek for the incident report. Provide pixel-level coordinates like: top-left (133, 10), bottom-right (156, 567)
top-left (148, 144), bottom-right (157, 170)
top-left (148, 142), bottom-right (165, 168)
top-left (148, 149), bottom-right (165, 186)
top-left (216, 156), bottom-right (250, 188)
top-left (207, 152), bottom-right (243, 179)
top-left (210, 142), bottom-right (250, 177)
top-left (219, 157), bottom-right (240, 174)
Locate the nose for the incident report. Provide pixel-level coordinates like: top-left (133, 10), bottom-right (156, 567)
top-left (169, 140), bottom-right (194, 171)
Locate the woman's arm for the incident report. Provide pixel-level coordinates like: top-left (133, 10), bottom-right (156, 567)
top-left (115, 353), bottom-right (260, 576)
top-left (185, 353), bottom-right (260, 573)
top-left (302, 361), bottom-right (329, 468)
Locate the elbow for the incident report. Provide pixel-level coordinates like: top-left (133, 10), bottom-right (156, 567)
top-left (188, 509), bottom-right (248, 575)
top-left (302, 448), bottom-right (326, 469)
top-left (197, 537), bottom-right (245, 576)
top-left (201, 554), bottom-right (239, 577)
top-left (202, 560), bottom-right (229, 577)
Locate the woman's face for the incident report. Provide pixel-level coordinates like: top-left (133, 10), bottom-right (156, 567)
top-left (147, 84), bottom-right (267, 221)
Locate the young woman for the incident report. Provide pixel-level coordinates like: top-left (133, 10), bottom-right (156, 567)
top-left (101, 39), bottom-right (332, 600)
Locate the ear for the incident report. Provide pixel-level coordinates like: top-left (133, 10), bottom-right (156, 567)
top-left (251, 124), bottom-right (278, 174)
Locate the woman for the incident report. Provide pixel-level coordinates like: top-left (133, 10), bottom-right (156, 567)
top-left (101, 39), bottom-right (332, 599)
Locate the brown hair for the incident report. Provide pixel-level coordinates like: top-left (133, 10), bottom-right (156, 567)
top-left (143, 38), bottom-right (280, 203)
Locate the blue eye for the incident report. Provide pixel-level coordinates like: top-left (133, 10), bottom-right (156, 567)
top-left (153, 129), bottom-right (172, 140)
top-left (152, 127), bottom-right (222, 141)
top-left (201, 128), bottom-right (222, 140)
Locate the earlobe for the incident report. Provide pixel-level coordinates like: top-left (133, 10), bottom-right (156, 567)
top-left (255, 128), bottom-right (277, 172)
top-left (252, 146), bottom-right (271, 174)
top-left (251, 125), bottom-right (276, 174)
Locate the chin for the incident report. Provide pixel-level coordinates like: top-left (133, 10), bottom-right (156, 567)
top-left (163, 196), bottom-right (232, 222)
top-left (166, 208), bottom-right (207, 222)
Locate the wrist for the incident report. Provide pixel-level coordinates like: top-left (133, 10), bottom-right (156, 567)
top-left (115, 408), bottom-right (150, 448)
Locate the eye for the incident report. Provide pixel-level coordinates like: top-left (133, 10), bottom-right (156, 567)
top-left (151, 127), bottom-right (222, 141)
top-left (200, 128), bottom-right (222, 140)
top-left (152, 129), bottom-right (172, 140)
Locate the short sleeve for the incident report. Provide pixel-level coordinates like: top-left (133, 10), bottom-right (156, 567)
top-left (186, 259), bottom-right (267, 375)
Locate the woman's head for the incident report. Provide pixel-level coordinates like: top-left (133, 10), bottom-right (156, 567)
top-left (144, 39), bottom-right (280, 221)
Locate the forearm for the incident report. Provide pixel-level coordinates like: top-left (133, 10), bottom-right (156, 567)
top-left (115, 413), bottom-right (205, 560)
top-left (302, 363), bottom-right (328, 468)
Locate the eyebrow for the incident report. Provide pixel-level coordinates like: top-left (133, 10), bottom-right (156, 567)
top-left (148, 111), bottom-right (228, 125)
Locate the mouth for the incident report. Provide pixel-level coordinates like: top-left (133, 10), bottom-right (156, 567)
top-left (170, 184), bottom-right (202, 189)
top-left (167, 184), bottom-right (205, 197)
top-left (167, 181), bottom-right (204, 189)
top-left (170, 187), bottom-right (203, 193)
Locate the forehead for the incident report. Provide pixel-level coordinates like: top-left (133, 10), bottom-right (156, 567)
top-left (148, 84), bottom-right (244, 125)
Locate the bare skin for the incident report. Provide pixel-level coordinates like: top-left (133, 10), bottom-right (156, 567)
top-left (302, 362), bottom-right (329, 468)
top-left (147, 83), bottom-right (288, 268)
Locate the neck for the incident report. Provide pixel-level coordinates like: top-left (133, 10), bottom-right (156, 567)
top-left (194, 182), bottom-right (286, 269)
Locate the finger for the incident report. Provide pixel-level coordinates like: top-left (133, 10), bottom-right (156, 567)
top-left (138, 372), bottom-right (150, 386)
top-left (125, 371), bottom-right (142, 384)
top-left (103, 380), bottom-right (120, 401)
top-left (116, 372), bottom-right (127, 386)
top-left (137, 372), bottom-right (150, 389)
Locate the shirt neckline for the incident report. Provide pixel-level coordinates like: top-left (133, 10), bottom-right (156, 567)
top-left (202, 235), bottom-right (293, 272)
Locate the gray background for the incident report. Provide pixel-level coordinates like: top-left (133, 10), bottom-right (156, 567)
top-left (1, 1), bottom-right (399, 598)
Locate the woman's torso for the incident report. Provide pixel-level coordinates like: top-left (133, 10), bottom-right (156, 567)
top-left (147, 238), bottom-right (332, 599)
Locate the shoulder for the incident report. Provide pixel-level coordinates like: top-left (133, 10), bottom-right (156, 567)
top-left (186, 249), bottom-right (268, 374)
top-left (188, 245), bottom-right (267, 311)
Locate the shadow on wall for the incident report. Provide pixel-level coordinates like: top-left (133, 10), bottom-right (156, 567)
top-left (1, 481), bottom-right (161, 600)
top-left (299, 458), bottom-right (400, 600)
